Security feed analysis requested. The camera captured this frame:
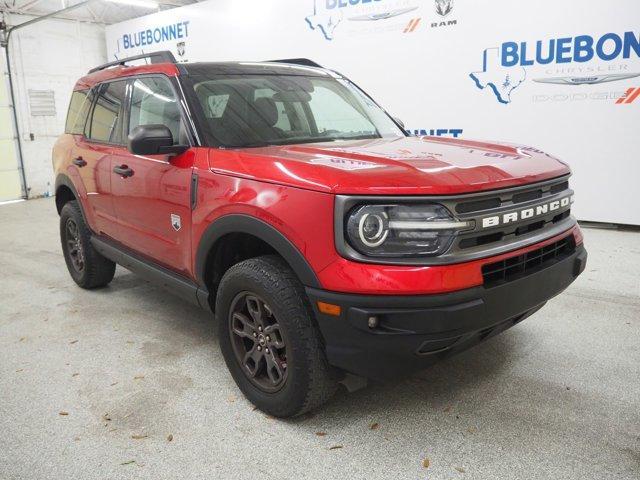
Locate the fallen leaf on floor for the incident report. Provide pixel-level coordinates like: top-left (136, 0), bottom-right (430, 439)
top-left (370, 423), bottom-right (379, 430)
top-left (72, 373), bottom-right (79, 377)
top-left (444, 405), bottom-right (452, 413)
top-left (467, 426), bottom-right (477, 434)
top-left (315, 432), bottom-right (327, 437)
top-left (16, 369), bottom-right (23, 373)
top-left (19, 337), bottom-right (26, 342)
top-left (59, 411), bottom-right (69, 416)
top-left (131, 434), bottom-right (147, 440)
top-left (422, 457), bottom-right (430, 469)
top-left (455, 466), bottom-right (466, 473)
top-left (329, 445), bottom-right (343, 450)
top-left (133, 375), bottom-right (144, 380)
top-left (102, 413), bottom-right (111, 421)
top-left (69, 340), bottom-right (78, 344)
top-left (227, 395), bottom-right (236, 403)
top-left (167, 434), bottom-right (173, 442)
top-left (120, 460), bottom-right (136, 466)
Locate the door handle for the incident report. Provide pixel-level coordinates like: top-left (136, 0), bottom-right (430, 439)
top-left (113, 165), bottom-right (134, 178)
top-left (72, 157), bottom-right (87, 167)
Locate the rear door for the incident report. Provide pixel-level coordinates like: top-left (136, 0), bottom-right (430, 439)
top-left (110, 75), bottom-right (195, 276)
top-left (74, 81), bottom-right (128, 238)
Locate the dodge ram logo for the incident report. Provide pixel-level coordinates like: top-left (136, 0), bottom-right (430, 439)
top-left (435, 0), bottom-right (454, 17)
top-left (177, 41), bottom-right (186, 57)
top-left (480, 195), bottom-right (573, 229)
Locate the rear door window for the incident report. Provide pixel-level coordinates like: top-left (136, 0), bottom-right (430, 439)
top-left (87, 80), bottom-right (128, 144)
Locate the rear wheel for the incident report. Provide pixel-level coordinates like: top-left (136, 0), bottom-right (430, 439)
top-left (216, 255), bottom-right (337, 417)
top-left (60, 201), bottom-right (115, 289)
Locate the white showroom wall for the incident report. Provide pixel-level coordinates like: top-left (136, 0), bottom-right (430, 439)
top-left (3, 14), bottom-right (106, 199)
top-left (106, 0), bottom-right (640, 225)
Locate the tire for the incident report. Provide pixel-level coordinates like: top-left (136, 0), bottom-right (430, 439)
top-left (216, 255), bottom-right (337, 417)
top-left (60, 200), bottom-right (116, 289)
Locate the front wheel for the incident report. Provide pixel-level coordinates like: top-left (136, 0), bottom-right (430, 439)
top-left (216, 255), bottom-right (337, 417)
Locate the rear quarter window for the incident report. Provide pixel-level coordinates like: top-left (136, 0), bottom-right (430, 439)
top-left (64, 90), bottom-right (91, 135)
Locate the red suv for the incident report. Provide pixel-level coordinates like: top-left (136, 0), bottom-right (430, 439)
top-left (53, 51), bottom-right (587, 417)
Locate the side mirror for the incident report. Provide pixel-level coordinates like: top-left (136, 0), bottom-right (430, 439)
top-left (393, 117), bottom-right (405, 130)
top-left (128, 124), bottom-right (188, 156)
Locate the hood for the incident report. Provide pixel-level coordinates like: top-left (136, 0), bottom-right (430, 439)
top-left (209, 136), bottom-right (571, 195)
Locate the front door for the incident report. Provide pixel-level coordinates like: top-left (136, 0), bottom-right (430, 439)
top-left (110, 76), bottom-right (194, 276)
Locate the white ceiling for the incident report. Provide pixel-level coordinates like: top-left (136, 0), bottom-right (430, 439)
top-left (1, 0), bottom-right (198, 25)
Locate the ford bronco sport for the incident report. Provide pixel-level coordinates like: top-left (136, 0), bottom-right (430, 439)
top-left (53, 51), bottom-right (587, 417)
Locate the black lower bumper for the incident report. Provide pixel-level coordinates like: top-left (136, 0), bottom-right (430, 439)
top-left (307, 244), bottom-right (587, 381)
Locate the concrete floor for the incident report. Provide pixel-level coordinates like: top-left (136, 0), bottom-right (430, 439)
top-left (0, 197), bottom-right (638, 480)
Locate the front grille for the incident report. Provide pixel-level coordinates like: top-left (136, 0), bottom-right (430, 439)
top-left (454, 177), bottom-right (569, 216)
top-left (455, 197), bottom-right (500, 214)
top-left (482, 236), bottom-right (575, 287)
top-left (550, 181), bottom-right (569, 194)
top-left (451, 176), bottom-right (574, 255)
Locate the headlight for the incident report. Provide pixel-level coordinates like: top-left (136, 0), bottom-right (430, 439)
top-left (345, 204), bottom-right (472, 258)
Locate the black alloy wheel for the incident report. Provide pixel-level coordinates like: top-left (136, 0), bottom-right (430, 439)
top-left (229, 292), bottom-right (288, 392)
top-left (65, 218), bottom-right (85, 273)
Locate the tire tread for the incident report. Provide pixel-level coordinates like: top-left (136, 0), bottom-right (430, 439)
top-left (217, 255), bottom-right (337, 416)
top-left (60, 200), bottom-right (115, 289)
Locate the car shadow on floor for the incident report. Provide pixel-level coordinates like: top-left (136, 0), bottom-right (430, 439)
top-left (292, 331), bottom-right (521, 424)
top-left (100, 269), bottom-right (524, 421)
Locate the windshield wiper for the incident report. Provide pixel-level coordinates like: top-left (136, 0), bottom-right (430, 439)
top-left (267, 134), bottom-right (379, 146)
top-left (221, 134), bottom-right (380, 149)
top-left (220, 141), bottom-right (271, 149)
top-left (332, 134), bottom-right (380, 141)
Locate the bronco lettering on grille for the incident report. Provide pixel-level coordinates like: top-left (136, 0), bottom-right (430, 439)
top-left (480, 195), bottom-right (573, 229)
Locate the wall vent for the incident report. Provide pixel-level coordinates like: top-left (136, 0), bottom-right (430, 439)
top-left (28, 90), bottom-right (56, 117)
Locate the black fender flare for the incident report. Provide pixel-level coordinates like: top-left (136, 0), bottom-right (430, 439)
top-left (54, 174), bottom-right (86, 218)
top-left (195, 214), bottom-right (321, 289)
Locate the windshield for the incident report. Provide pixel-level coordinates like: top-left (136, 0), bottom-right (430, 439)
top-left (187, 74), bottom-right (405, 148)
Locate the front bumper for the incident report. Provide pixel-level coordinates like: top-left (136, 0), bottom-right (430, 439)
top-left (307, 243), bottom-right (587, 381)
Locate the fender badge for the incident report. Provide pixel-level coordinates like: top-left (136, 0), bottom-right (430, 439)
top-left (171, 214), bottom-right (181, 231)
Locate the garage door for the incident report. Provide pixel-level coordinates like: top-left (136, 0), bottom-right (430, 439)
top-left (0, 61), bottom-right (23, 202)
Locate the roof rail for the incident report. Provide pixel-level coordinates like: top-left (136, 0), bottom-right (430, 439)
top-left (268, 58), bottom-right (323, 68)
top-left (88, 51), bottom-right (177, 74)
